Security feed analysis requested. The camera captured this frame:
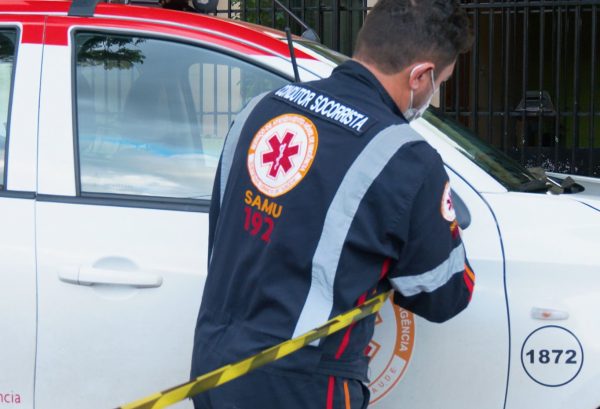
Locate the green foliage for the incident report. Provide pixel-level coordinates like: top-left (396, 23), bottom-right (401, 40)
top-left (237, 0), bottom-right (296, 32)
top-left (0, 32), bottom-right (16, 63)
top-left (77, 35), bottom-right (147, 70)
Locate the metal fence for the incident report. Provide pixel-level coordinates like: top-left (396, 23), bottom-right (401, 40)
top-left (218, 0), bottom-right (600, 176)
top-left (445, 1), bottom-right (600, 176)
top-left (217, 0), bottom-right (367, 55)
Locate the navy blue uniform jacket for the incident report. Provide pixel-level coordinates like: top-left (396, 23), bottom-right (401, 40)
top-left (192, 60), bottom-right (475, 382)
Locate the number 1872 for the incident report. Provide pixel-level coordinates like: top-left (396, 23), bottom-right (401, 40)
top-left (525, 349), bottom-right (577, 364)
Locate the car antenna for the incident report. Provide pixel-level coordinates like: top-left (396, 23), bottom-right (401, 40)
top-left (273, 0), bottom-right (320, 43)
top-left (284, 27), bottom-right (301, 83)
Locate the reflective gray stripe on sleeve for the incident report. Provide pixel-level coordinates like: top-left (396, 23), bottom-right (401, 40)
top-left (220, 92), bottom-right (268, 205)
top-left (390, 243), bottom-right (466, 297)
top-left (291, 124), bottom-right (423, 339)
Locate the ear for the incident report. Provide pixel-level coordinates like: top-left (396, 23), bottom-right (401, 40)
top-left (408, 62), bottom-right (435, 90)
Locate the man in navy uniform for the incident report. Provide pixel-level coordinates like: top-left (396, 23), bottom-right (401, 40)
top-left (191, 0), bottom-right (475, 407)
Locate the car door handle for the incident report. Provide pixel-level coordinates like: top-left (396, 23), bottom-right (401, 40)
top-left (59, 267), bottom-right (163, 288)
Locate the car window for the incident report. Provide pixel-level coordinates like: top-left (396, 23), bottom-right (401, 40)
top-left (74, 32), bottom-right (288, 200)
top-left (0, 30), bottom-right (16, 188)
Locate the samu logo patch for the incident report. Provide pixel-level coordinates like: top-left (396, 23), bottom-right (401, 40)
top-left (247, 114), bottom-right (318, 197)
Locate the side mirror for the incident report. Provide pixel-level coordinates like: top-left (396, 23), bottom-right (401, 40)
top-left (452, 190), bottom-right (471, 230)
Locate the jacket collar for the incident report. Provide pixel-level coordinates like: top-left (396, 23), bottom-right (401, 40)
top-left (332, 60), bottom-right (403, 118)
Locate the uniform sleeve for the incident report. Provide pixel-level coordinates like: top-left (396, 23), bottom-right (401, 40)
top-left (388, 158), bottom-right (475, 323)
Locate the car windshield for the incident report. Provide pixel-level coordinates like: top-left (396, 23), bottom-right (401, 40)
top-left (422, 108), bottom-right (538, 191)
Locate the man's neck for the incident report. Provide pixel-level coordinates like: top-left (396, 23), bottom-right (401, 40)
top-left (351, 58), bottom-right (409, 114)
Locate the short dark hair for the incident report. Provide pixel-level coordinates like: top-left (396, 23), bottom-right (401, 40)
top-left (354, 0), bottom-right (473, 74)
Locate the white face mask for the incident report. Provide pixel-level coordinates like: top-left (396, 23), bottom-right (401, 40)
top-left (403, 65), bottom-right (438, 122)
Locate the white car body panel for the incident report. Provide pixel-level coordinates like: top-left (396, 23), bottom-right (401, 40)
top-left (483, 192), bottom-right (600, 409)
top-left (34, 203), bottom-right (204, 409)
top-left (253, 55), bottom-right (325, 81)
top-left (548, 172), bottom-right (600, 211)
top-left (0, 199), bottom-right (36, 409)
top-left (37, 44), bottom-right (76, 196)
top-left (6, 41), bottom-right (40, 192)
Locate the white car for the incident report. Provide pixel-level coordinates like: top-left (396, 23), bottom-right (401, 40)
top-left (1, 2), bottom-right (599, 409)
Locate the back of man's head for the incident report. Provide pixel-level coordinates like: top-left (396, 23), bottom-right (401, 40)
top-left (354, 0), bottom-right (473, 74)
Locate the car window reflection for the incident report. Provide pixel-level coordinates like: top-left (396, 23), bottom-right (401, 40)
top-left (75, 33), bottom-right (288, 200)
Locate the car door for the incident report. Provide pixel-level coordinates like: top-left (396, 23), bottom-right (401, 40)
top-left (371, 165), bottom-right (509, 409)
top-left (486, 191), bottom-right (600, 408)
top-left (0, 16), bottom-right (43, 409)
top-left (34, 17), bottom-right (288, 409)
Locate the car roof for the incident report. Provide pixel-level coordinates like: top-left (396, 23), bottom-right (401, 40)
top-left (0, 0), bottom-right (314, 60)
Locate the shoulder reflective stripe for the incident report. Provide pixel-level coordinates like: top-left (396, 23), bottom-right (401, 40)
top-left (390, 243), bottom-right (466, 297)
top-left (220, 92), bottom-right (268, 206)
top-left (292, 124), bottom-right (423, 339)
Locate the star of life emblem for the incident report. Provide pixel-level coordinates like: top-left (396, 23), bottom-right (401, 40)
top-left (262, 131), bottom-right (299, 178)
top-left (248, 114), bottom-right (318, 197)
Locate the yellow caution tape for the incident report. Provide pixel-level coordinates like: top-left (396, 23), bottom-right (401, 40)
top-left (115, 291), bottom-right (391, 409)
